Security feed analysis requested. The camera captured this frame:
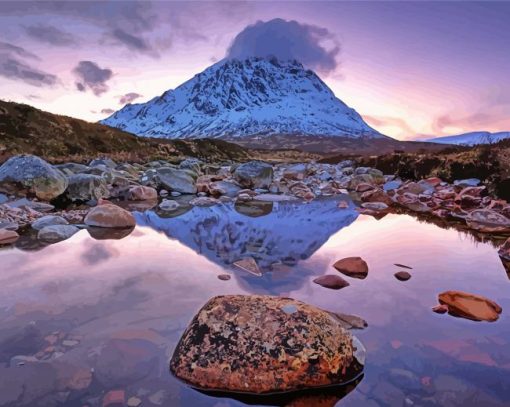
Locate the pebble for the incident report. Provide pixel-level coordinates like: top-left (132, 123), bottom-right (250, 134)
top-left (394, 271), bottom-right (411, 281)
top-left (218, 274), bottom-right (231, 281)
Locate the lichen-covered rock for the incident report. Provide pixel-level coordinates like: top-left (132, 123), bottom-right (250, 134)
top-left (84, 204), bottom-right (135, 228)
top-left (233, 161), bottom-right (273, 189)
top-left (465, 209), bottom-right (510, 233)
top-left (66, 174), bottom-right (109, 201)
top-left (170, 295), bottom-right (365, 394)
top-left (0, 155), bottom-right (68, 201)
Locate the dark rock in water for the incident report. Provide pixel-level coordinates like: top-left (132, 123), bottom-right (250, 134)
top-left (438, 290), bottom-right (502, 322)
top-left (233, 161), bottom-right (273, 189)
top-left (234, 200), bottom-right (273, 218)
top-left (329, 312), bottom-right (368, 330)
top-left (87, 226), bottom-right (134, 240)
top-left (394, 263), bottom-right (412, 269)
top-left (432, 304), bottom-right (448, 314)
top-left (333, 257), bottom-right (369, 279)
top-left (170, 295), bottom-right (365, 394)
top-left (66, 173), bottom-right (109, 201)
top-left (313, 275), bottom-right (350, 290)
top-left (217, 274), bottom-right (231, 281)
top-left (0, 155), bottom-right (68, 201)
top-left (394, 271), bottom-right (411, 281)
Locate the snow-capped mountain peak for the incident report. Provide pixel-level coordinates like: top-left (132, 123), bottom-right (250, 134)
top-left (425, 131), bottom-right (510, 146)
top-left (101, 57), bottom-right (385, 140)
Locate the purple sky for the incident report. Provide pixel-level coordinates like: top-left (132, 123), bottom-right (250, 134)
top-left (1, 1), bottom-right (509, 140)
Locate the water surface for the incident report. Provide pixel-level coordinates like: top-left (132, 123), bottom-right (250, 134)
top-left (1, 197), bottom-right (509, 406)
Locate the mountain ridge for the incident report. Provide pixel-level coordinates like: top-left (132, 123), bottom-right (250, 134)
top-left (425, 131), bottom-right (510, 146)
top-left (101, 57), bottom-right (387, 140)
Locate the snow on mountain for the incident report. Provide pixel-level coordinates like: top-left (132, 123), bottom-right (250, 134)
top-left (425, 131), bottom-right (510, 146)
top-left (101, 57), bottom-right (385, 140)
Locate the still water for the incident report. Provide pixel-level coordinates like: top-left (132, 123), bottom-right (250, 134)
top-left (1, 197), bottom-right (509, 406)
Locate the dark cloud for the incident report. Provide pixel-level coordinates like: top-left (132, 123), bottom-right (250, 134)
top-left (101, 108), bottom-right (115, 115)
top-left (118, 92), bottom-right (142, 105)
top-left (0, 42), bottom-right (58, 87)
top-left (226, 18), bottom-right (340, 74)
top-left (73, 61), bottom-right (113, 96)
top-left (0, 41), bottom-right (39, 60)
top-left (24, 24), bottom-right (77, 46)
top-left (106, 28), bottom-right (156, 56)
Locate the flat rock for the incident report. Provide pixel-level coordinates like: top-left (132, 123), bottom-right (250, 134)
top-left (333, 257), bottom-right (369, 279)
top-left (170, 295), bottom-right (365, 394)
top-left (465, 209), bottom-right (510, 233)
top-left (313, 275), bottom-right (350, 290)
top-left (0, 229), bottom-right (19, 245)
top-left (84, 204), bottom-right (136, 228)
top-left (38, 225), bottom-right (80, 243)
top-left (394, 271), bottom-right (411, 281)
top-left (233, 257), bottom-right (262, 276)
top-left (438, 290), bottom-right (502, 322)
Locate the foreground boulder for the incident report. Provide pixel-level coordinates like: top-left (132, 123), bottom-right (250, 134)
top-left (170, 295), bottom-right (365, 394)
top-left (438, 291), bottom-right (502, 322)
top-left (333, 257), bottom-right (369, 279)
top-left (154, 167), bottom-right (197, 194)
top-left (233, 161), bottom-right (273, 189)
top-left (0, 155), bottom-right (68, 201)
top-left (84, 204), bottom-right (135, 228)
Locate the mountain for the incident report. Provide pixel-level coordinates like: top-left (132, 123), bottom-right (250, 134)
top-left (0, 100), bottom-right (250, 163)
top-left (101, 57), bottom-right (386, 141)
top-left (425, 131), bottom-right (510, 146)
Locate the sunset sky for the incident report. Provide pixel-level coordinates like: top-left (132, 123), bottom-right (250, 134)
top-left (1, 1), bottom-right (509, 140)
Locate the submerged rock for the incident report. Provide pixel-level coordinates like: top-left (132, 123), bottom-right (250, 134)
top-left (333, 257), bottom-right (369, 279)
top-left (0, 155), bottom-right (68, 201)
top-left (84, 204), bottom-right (136, 228)
top-left (438, 290), bottom-right (502, 322)
top-left (31, 215), bottom-right (68, 231)
top-left (170, 295), bottom-right (365, 394)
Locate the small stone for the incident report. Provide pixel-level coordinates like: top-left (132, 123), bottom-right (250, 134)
top-left (432, 304), bottom-right (448, 314)
top-left (338, 200), bottom-right (349, 209)
top-left (394, 271), bottom-right (411, 281)
top-left (217, 274), bottom-right (231, 281)
top-left (313, 275), bottom-right (350, 290)
top-left (233, 257), bottom-right (262, 276)
top-left (102, 390), bottom-right (125, 407)
top-left (159, 199), bottom-right (180, 212)
top-left (127, 396), bottom-right (142, 407)
top-left (333, 257), bottom-right (369, 279)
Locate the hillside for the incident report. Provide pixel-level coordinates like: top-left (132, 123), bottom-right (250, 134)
top-left (0, 100), bottom-right (251, 164)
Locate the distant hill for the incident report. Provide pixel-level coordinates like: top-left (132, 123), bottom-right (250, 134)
top-left (425, 131), bottom-right (510, 146)
top-left (0, 100), bottom-right (251, 164)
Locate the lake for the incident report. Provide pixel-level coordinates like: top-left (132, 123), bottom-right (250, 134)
top-left (1, 196), bottom-right (509, 406)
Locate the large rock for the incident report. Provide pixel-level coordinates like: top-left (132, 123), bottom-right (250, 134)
top-left (333, 257), bottom-right (369, 279)
top-left (0, 155), bottom-right (68, 200)
top-left (170, 295), bottom-right (365, 394)
top-left (438, 291), bottom-right (502, 322)
top-left (66, 174), bottom-right (109, 201)
top-left (127, 186), bottom-right (158, 201)
top-left (155, 167), bottom-right (197, 194)
top-left (84, 204), bottom-right (135, 228)
top-left (465, 209), bottom-right (510, 233)
top-left (38, 224), bottom-right (80, 243)
top-left (233, 161), bottom-right (273, 189)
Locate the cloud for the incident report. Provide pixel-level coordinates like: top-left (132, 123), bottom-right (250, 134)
top-left (106, 28), bottom-right (157, 56)
top-left (364, 115), bottom-right (417, 139)
top-left (0, 42), bottom-right (58, 87)
top-left (118, 92), bottom-right (142, 105)
top-left (100, 108), bottom-right (115, 115)
top-left (73, 61), bottom-right (113, 96)
top-left (226, 18), bottom-right (340, 74)
top-left (24, 24), bottom-right (77, 46)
